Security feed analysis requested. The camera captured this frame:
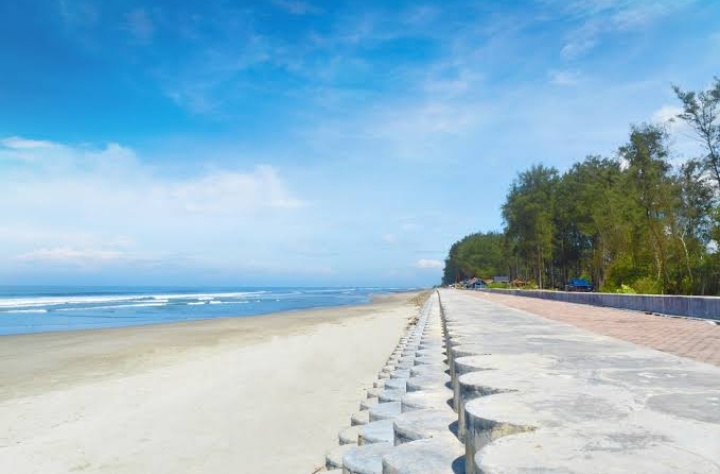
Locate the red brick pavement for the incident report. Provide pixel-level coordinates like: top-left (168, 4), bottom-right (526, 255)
top-left (468, 292), bottom-right (720, 367)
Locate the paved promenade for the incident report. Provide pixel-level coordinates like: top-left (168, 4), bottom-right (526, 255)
top-left (469, 291), bottom-right (720, 366)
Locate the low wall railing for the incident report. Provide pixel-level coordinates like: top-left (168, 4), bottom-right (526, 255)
top-left (478, 288), bottom-right (720, 322)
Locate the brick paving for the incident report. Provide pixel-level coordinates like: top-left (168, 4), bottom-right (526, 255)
top-left (468, 291), bottom-right (720, 367)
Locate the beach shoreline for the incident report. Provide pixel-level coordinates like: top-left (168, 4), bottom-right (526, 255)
top-left (0, 291), bottom-right (423, 473)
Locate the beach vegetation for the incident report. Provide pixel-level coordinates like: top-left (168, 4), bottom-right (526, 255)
top-left (442, 78), bottom-right (720, 295)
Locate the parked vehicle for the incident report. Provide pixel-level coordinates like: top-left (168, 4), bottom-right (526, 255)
top-left (565, 278), bottom-right (594, 292)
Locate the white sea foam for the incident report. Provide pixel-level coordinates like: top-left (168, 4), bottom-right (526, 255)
top-left (303, 288), bottom-right (354, 293)
top-left (4, 309), bottom-right (48, 314)
top-left (0, 295), bottom-right (143, 308)
top-left (0, 291), bottom-right (269, 310)
top-left (56, 302), bottom-right (168, 311)
top-left (197, 300), bottom-right (248, 305)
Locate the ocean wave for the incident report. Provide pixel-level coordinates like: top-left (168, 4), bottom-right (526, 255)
top-left (0, 290), bottom-right (269, 311)
top-left (186, 300), bottom-right (248, 306)
top-left (56, 302), bottom-right (169, 311)
top-left (0, 295), bottom-right (143, 309)
top-left (3, 309), bottom-right (48, 314)
top-left (300, 288), bottom-right (354, 294)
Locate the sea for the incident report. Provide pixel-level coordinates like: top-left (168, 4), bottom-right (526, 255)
top-left (0, 286), bottom-right (418, 336)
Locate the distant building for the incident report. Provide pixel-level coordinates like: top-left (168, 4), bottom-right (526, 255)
top-left (493, 275), bottom-right (510, 284)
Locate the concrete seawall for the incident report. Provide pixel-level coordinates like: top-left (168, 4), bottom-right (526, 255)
top-left (479, 288), bottom-right (720, 321)
top-left (319, 289), bottom-right (720, 473)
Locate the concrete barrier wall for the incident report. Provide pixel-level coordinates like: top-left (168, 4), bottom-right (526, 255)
top-left (479, 289), bottom-right (720, 321)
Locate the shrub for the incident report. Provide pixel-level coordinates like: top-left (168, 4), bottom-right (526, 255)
top-left (630, 276), bottom-right (663, 295)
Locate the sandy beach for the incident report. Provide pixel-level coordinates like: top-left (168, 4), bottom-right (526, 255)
top-left (0, 292), bottom-right (421, 473)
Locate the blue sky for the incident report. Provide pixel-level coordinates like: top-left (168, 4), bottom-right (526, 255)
top-left (0, 0), bottom-right (718, 287)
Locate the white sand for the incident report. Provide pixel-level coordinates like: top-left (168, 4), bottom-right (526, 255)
top-left (0, 293), bottom-right (419, 473)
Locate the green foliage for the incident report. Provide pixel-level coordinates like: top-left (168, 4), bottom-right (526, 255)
top-left (441, 232), bottom-right (508, 285)
top-left (630, 277), bottom-right (663, 295)
top-left (503, 164), bottom-right (559, 289)
top-left (441, 77), bottom-right (720, 296)
top-left (673, 78), bottom-right (720, 193)
top-left (614, 284), bottom-right (637, 294)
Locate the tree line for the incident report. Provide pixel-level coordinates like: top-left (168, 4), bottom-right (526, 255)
top-left (442, 78), bottom-right (720, 295)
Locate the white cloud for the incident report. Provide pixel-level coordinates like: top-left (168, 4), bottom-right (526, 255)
top-left (652, 105), bottom-right (682, 124)
top-left (556, 0), bottom-right (693, 59)
top-left (1, 136), bottom-right (58, 150)
top-left (0, 137), bottom-right (306, 276)
top-left (652, 104), bottom-right (693, 134)
top-left (416, 259), bottom-right (443, 269)
top-left (125, 8), bottom-right (154, 43)
top-left (16, 247), bottom-right (131, 264)
top-left (561, 38), bottom-right (598, 59)
top-left (273, 0), bottom-right (321, 15)
top-left (169, 166), bottom-right (305, 213)
top-left (382, 234), bottom-right (398, 244)
top-left (549, 70), bottom-right (582, 86)
top-left (402, 222), bottom-right (421, 232)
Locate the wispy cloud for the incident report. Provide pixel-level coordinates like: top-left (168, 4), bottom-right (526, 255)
top-left (58, 0), bottom-right (100, 27)
top-left (554, 0), bottom-right (694, 58)
top-left (0, 137), bottom-right (306, 276)
top-left (1, 136), bottom-right (58, 150)
top-left (652, 105), bottom-right (683, 125)
top-left (548, 69), bottom-right (583, 86)
top-left (416, 259), bottom-right (443, 269)
top-left (16, 247), bottom-right (131, 264)
top-left (272, 0), bottom-right (322, 15)
top-left (382, 234), bottom-right (398, 244)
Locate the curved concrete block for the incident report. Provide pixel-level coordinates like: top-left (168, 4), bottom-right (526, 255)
top-left (359, 419), bottom-right (395, 445)
top-left (369, 401), bottom-right (402, 422)
top-left (389, 369), bottom-right (411, 380)
top-left (462, 386), bottom-right (636, 473)
top-left (382, 436), bottom-right (465, 474)
top-left (360, 398), bottom-right (379, 411)
top-left (367, 387), bottom-right (385, 399)
top-left (418, 342), bottom-right (444, 351)
top-left (339, 425), bottom-right (361, 445)
top-left (381, 365), bottom-right (397, 375)
top-left (325, 443), bottom-right (355, 470)
top-left (409, 364), bottom-right (447, 377)
top-left (351, 410), bottom-right (370, 426)
top-left (401, 389), bottom-right (452, 413)
top-left (378, 389), bottom-right (405, 403)
top-left (393, 408), bottom-right (457, 445)
top-left (383, 377), bottom-right (408, 393)
top-left (342, 443), bottom-right (395, 474)
top-left (415, 348), bottom-right (445, 359)
top-left (413, 355), bottom-right (446, 366)
top-left (406, 373), bottom-right (450, 393)
top-left (474, 425), bottom-right (720, 474)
